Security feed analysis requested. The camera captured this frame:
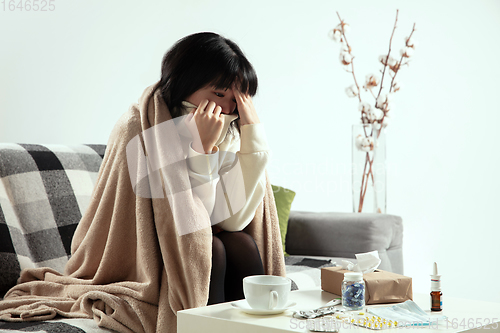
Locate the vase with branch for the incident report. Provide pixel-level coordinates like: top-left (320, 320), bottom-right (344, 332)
top-left (331, 10), bottom-right (417, 213)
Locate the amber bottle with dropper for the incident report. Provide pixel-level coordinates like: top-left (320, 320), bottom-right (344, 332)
top-left (430, 262), bottom-right (442, 311)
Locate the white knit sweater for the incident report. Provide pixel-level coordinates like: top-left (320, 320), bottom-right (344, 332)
top-left (179, 101), bottom-right (269, 232)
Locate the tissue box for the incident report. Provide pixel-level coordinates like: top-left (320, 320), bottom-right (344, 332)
top-left (321, 267), bottom-right (413, 304)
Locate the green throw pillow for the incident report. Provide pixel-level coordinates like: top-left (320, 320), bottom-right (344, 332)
top-left (271, 185), bottom-right (296, 256)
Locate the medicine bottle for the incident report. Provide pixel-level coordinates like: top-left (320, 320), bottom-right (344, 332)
top-left (430, 262), bottom-right (442, 311)
top-left (342, 272), bottom-right (365, 311)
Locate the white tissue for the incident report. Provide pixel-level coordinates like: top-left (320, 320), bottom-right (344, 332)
top-left (340, 250), bottom-right (381, 274)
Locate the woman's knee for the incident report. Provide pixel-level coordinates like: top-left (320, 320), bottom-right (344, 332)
top-left (212, 235), bottom-right (226, 267)
top-left (217, 231), bottom-right (261, 258)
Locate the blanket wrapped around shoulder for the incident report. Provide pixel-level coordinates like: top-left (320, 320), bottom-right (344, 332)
top-left (0, 81), bottom-right (286, 333)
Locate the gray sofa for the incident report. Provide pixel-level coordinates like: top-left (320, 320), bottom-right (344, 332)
top-left (0, 143), bottom-right (403, 331)
top-left (286, 211), bottom-right (404, 274)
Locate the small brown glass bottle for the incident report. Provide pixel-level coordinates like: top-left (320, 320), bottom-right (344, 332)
top-left (430, 262), bottom-right (442, 311)
top-left (430, 291), bottom-right (442, 311)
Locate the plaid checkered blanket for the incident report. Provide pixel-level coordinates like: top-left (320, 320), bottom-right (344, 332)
top-left (0, 317), bottom-right (105, 332)
top-left (0, 143), bottom-right (105, 297)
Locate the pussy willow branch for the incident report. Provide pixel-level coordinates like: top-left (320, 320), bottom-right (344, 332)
top-left (360, 150), bottom-right (376, 212)
top-left (376, 9), bottom-right (399, 102)
top-left (378, 22), bottom-right (416, 128)
top-left (359, 154), bottom-right (369, 211)
top-left (336, 11), bottom-right (373, 212)
top-left (359, 149), bottom-right (378, 211)
top-left (388, 23), bottom-right (416, 95)
top-left (336, 11), bottom-right (362, 104)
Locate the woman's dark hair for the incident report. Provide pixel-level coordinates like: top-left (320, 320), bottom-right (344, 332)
top-left (158, 32), bottom-right (258, 119)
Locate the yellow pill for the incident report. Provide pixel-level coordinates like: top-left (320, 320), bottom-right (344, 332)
top-left (359, 312), bottom-right (365, 315)
top-left (395, 321), bottom-right (398, 326)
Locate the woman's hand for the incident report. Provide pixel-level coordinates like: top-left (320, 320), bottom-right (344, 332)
top-left (232, 85), bottom-right (260, 126)
top-left (185, 100), bottom-right (224, 154)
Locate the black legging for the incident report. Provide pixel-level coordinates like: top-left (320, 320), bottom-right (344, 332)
top-left (208, 230), bottom-right (264, 305)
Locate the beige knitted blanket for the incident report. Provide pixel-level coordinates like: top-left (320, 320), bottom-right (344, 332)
top-left (0, 81), bottom-right (285, 332)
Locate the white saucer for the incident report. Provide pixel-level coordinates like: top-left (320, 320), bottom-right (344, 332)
top-left (231, 300), bottom-right (297, 315)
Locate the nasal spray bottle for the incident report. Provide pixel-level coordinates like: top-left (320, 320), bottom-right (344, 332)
top-left (430, 262), bottom-right (442, 311)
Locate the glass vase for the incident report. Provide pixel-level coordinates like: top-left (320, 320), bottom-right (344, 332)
top-left (352, 124), bottom-right (386, 213)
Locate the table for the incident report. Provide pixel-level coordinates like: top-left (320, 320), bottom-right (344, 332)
top-left (177, 289), bottom-right (500, 332)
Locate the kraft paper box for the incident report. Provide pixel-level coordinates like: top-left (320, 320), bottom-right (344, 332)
top-left (321, 267), bottom-right (413, 305)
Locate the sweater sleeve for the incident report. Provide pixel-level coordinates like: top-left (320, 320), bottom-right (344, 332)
top-left (213, 123), bottom-right (270, 231)
top-left (186, 143), bottom-right (219, 217)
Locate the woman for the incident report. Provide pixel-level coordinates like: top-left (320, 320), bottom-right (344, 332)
top-left (158, 32), bottom-right (271, 304)
top-left (0, 32), bottom-right (285, 333)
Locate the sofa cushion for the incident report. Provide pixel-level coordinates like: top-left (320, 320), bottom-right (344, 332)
top-left (271, 185), bottom-right (296, 256)
top-left (0, 143), bottom-right (106, 297)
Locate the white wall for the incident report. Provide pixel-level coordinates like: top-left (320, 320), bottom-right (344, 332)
top-left (1, 0), bottom-right (499, 304)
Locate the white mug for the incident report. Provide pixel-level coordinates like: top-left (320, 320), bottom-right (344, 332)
top-left (243, 275), bottom-right (291, 310)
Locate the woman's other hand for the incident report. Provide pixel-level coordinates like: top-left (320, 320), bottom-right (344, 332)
top-left (185, 99), bottom-right (224, 154)
top-left (232, 85), bottom-right (260, 126)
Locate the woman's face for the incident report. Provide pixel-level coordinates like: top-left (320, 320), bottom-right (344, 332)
top-left (186, 85), bottom-right (237, 115)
